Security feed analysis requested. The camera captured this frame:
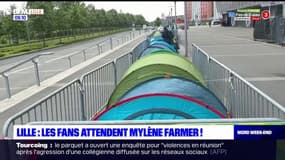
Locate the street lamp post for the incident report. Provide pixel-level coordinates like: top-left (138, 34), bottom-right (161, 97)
top-left (168, 6), bottom-right (172, 27)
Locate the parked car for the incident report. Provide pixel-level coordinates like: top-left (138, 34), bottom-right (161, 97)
top-left (211, 20), bottom-right (221, 25)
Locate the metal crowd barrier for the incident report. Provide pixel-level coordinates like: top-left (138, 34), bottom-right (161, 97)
top-left (192, 43), bottom-right (285, 120)
top-left (2, 32), bottom-right (152, 137)
top-left (0, 52), bottom-right (54, 98)
top-left (28, 118), bottom-right (284, 125)
top-left (81, 62), bottom-right (116, 120)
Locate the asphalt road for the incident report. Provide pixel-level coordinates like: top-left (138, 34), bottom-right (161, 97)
top-left (0, 30), bottom-right (140, 100)
top-left (179, 26), bottom-right (285, 108)
top-left (0, 33), bottom-right (149, 137)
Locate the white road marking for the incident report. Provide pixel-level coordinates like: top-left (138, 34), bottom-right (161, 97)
top-left (198, 43), bottom-right (261, 47)
top-left (246, 76), bottom-right (285, 82)
top-left (0, 86), bottom-right (28, 91)
top-left (213, 53), bottom-right (285, 57)
top-left (5, 51), bottom-right (81, 75)
top-left (44, 51), bottom-right (80, 63)
top-left (8, 69), bottom-right (64, 75)
top-left (0, 82), bottom-right (68, 91)
top-left (201, 76), bottom-right (285, 83)
top-left (8, 66), bottom-right (34, 74)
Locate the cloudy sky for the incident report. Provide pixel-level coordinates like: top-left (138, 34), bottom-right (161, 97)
top-left (0, 1), bottom-right (185, 22)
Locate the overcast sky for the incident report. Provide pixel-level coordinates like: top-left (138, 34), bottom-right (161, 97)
top-left (0, 1), bottom-right (185, 22)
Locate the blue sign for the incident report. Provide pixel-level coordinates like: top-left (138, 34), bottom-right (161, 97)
top-left (228, 12), bottom-right (235, 17)
top-left (13, 15), bottom-right (28, 21)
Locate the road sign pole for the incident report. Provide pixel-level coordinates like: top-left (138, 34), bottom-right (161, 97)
top-left (2, 73), bottom-right (11, 98)
top-left (32, 58), bottom-right (41, 86)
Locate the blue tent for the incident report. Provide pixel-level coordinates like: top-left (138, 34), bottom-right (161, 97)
top-left (139, 47), bottom-right (177, 58)
top-left (93, 93), bottom-right (226, 121)
top-left (149, 36), bottom-right (164, 43)
top-left (149, 40), bottom-right (177, 52)
top-left (119, 77), bottom-right (227, 116)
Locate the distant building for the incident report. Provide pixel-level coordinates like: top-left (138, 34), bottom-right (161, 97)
top-left (162, 15), bottom-right (184, 27)
top-left (215, 1), bottom-right (285, 27)
top-left (201, 1), bottom-right (213, 21)
top-left (185, 1), bottom-right (214, 25)
top-left (184, 2), bottom-right (191, 22)
top-left (192, 1), bottom-right (201, 23)
top-left (215, 1), bottom-right (285, 13)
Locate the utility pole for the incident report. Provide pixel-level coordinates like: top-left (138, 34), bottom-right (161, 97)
top-left (184, 1), bottom-right (189, 57)
top-left (174, 1), bottom-right (178, 42)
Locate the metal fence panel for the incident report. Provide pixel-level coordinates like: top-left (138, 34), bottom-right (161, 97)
top-left (80, 39), bottom-right (150, 119)
top-left (2, 79), bottom-right (83, 137)
top-left (192, 43), bottom-right (285, 119)
top-left (131, 40), bottom-right (149, 62)
top-left (81, 62), bottom-right (116, 120)
top-left (28, 118), bottom-right (284, 126)
top-left (208, 59), bottom-right (233, 112)
top-left (115, 53), bottom-right (132, 82)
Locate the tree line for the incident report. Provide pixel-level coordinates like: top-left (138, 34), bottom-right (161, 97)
top-left (0, 1), bottom-right (148, 46)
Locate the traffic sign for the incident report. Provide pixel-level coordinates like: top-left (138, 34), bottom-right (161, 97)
top-left (250, 16), bottom-right (261, 21)
top-left (228, 12), bottom-right (235, 17)
top-left (262, 10), bottom-right (270, 20)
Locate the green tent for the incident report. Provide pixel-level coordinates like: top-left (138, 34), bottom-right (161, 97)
top-left (107, 53), bottom-right (206, 106)
top-left (152, 31), bottom-right (162, 37)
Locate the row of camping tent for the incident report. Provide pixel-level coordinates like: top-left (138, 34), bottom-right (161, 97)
top-left (92, 30), bottom-right (229, 121)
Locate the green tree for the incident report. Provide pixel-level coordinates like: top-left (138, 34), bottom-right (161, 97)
top-left (53, 2), bottom-right (71, 43)
top-left (0, 1), bottom-right (149, 48)
top-left (154, 17), bottom-right (161, 26)
top-left (26, 1), bottom-right (55, 47)
top-left (86, 4), bottom-right (97, 28)
top-left (106, 9), bottom-right (118, 27)
top-left (97, 9), bottom-right (106, 27)
top-left (0, 12), bottom-right (4, 38)
top-left (134, 15), bottom-right (146, 26)
top-left (68, 2), bottom-right (88, 37)
top-left (125, 13), bottom-right (135, 27)
top-left (2, 5), bottom-right (25, 45)
top-left (117, 13), bottom-right (127, 27)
